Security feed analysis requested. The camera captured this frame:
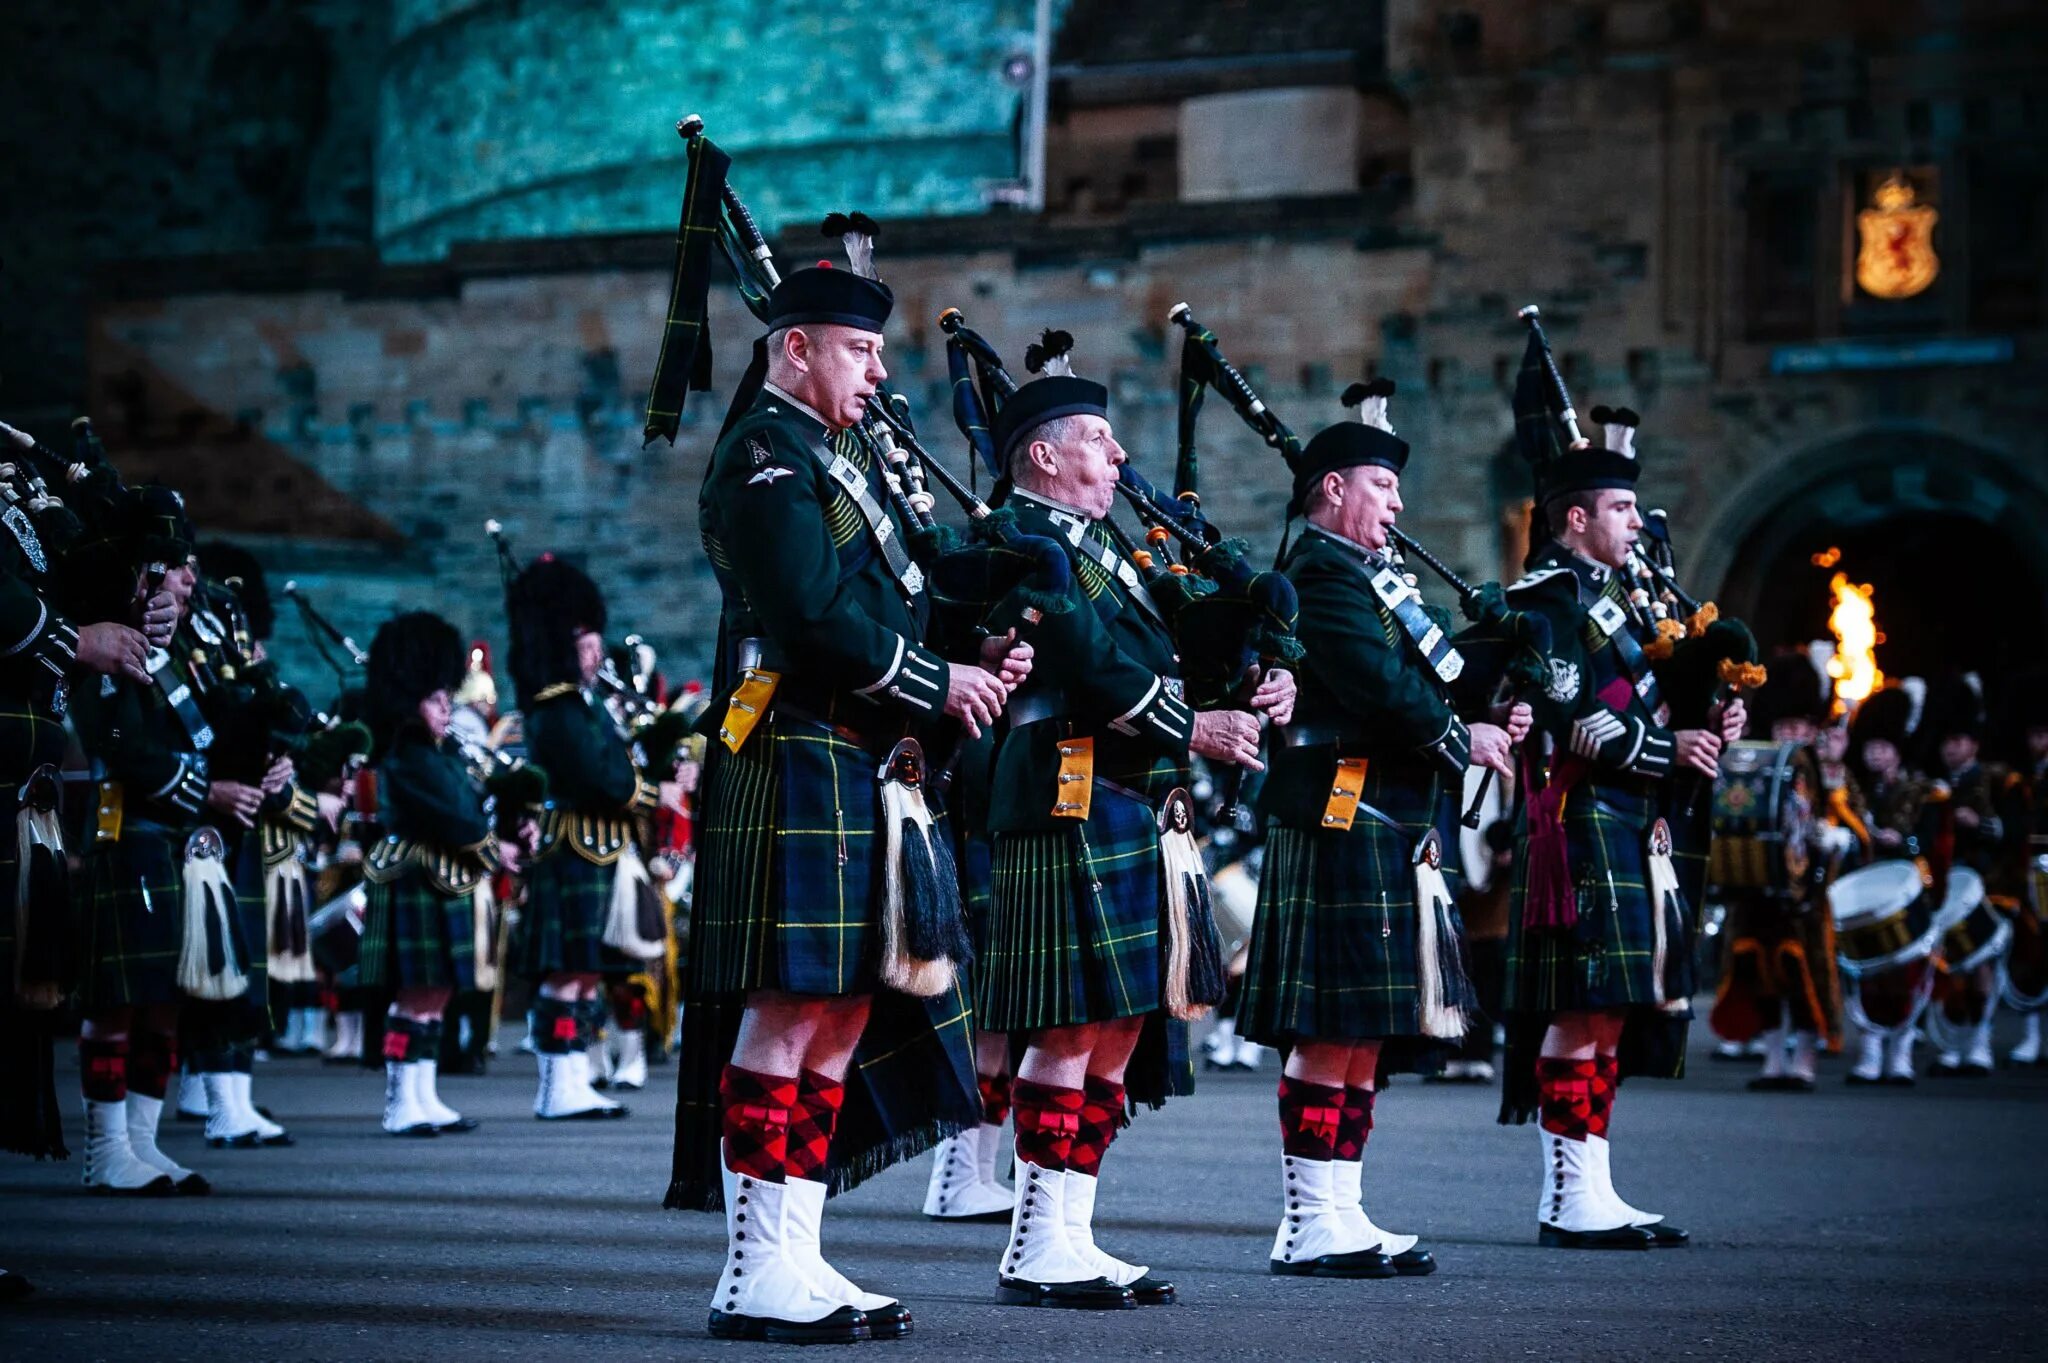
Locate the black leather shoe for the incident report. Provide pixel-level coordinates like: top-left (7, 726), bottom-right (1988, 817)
top-left (1634, 1222), bottom-right (1689, 1247)
top-left (1883, 1073), bottom-right (1917, 1087)
top-left (1845, 1071), bottom-right (1885, 1086)
top-left (536, 1105), bottom-right (630, 1121)
top-left (1959, 1062), bottom-right (1991, 1078)
top-left (707, 1304), bottom-right (871, 1344)
top-left (996, 1275), bottom-right (1135, 1309)
top-left (1390, 1247), bottom-right (1437, 1276)
top-left (926, 1207), bottom-right (1013, 1224)
top-left (208, 1130), bottom-right (295, 1149)
top-left (1537, 1223), bottom-right (1655, 1249)
top-left (860, 1301), bottom-right (913, 1338)
top-left (0, 1270), bottom-right (35, 1304)
top-left (1270, 1248), bottom-right (1397, 1279)
top-left (1746, 1075), bottom-right (1813, 1092)
top-left (433, 1116), bottom-right (481, 1134)
top-left (387, 1123), bottom-right (439, 1138)
top-left (1125, 1274), bottom-right (1176, 1304)
top-left (173, 1171), bottom-right (213, 1195)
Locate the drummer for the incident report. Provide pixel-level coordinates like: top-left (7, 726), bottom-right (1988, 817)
top-left (1841, 689), bottom-right (1925, 1084)
top-left (1919, 678), bottom-right (2014, 1078)
top-left (2001, 691), bottom-right (2048, 1067)
top-left (1710, 661), bottom-right (1842, 1092)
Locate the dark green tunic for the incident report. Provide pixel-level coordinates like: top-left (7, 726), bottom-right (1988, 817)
top-left (1239, 527), bottom-right (1474, 1060)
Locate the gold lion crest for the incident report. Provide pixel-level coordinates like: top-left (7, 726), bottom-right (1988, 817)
top-left (1856, 173), bottom-right (1940, 301)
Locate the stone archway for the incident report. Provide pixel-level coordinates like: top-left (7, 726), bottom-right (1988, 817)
top-left (1692, 428), bottom-right (2048, 698)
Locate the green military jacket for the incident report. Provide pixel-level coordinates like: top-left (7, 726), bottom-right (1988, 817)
top-left (70, 643), bottom-right (213, 830)
top-left (0, 505), bottom-right (79, 781)
top-left (986, 488), bottom-right (1195, 832)
top-left (524, 684), bottom-right (657, 864)
top-left (699, 384), bottom-right (947, 727)
top-left (1510, 541), bottom-right (1676, 806)
top-left (1262, 526), bottom-right (1472, 829)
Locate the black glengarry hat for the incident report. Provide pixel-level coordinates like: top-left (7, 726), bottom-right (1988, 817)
top-left (993, 330), bottom-right (1109, 464)
top-left (1290, 379), bottom-right (1410, 516)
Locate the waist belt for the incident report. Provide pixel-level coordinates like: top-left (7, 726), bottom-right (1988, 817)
top-left (1008, 691), bottom-right (1068, 729)
top-left (1282, 725), bottom-right (1354, 749)
top-left (773, 700), bottom-right (906, 752)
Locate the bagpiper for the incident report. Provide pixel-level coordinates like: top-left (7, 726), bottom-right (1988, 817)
top-left (666, 261), bottom-right (1015, 1344)
top-left (506, 553), bottom-right (664, 1119)
top-left (1238, 382), bottom-right (1525, 1279)
top-left (1500, 404), bottom-right (1743, 1249)
top-left (0, 420), bottom-right (168, 1231)
top-left (68, 483), bottom-right (248, 1190)
top-left (358, 611), bottom-right (525, 1136)
top-left (973, 334), bottom-right (1281, 1308)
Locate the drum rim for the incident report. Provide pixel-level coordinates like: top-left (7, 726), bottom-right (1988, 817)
top-left (1945, 912), bottom-right (2014, 973)
top-left (1828, 859), bottom-right (1928, 927)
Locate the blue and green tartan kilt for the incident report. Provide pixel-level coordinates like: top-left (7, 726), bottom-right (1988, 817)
top-left (953, 820), bottom-right (994, 954)
top-left (1238, 821), bottom-right (1458, 1073)
top-left (75, 830), bottom-right (190, 1011)
top-left (686, 717), bottom-right (885, 1000)
top-left (1504, 796), bottom-right (1695, 1016)
top-left (516, 848), bottom-right (636, 980)
top-left (359, 869), bottom-right (476, 993)
top-left (978, 784), bottom-right (1163, 1032)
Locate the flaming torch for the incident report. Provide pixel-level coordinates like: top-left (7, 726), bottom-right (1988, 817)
top-left (1825, 570), bottom-right (1883, 713)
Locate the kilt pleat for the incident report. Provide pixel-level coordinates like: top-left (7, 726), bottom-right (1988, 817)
top-left (1239, 822), bottom-right (1448, 1045)
top-left (978, 786), bottom-right (1163, 1032)
top-left (359, 870), bottom-right (476, 992)
top-left (518, 850), bottom-right (632, 979)
top-left (75, 832), bottom-right (186, 1010)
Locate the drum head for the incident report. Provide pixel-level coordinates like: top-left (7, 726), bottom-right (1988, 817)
top-left (1829, 860), bottom-right (1925, 928)
top-left (1932, 867), bottom-right (1987, 931)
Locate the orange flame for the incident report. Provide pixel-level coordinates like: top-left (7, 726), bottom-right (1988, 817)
top-left (1825, 572), bottom-right (1883, 709)
top-left (1810, 546), bottom-right (1842, 569)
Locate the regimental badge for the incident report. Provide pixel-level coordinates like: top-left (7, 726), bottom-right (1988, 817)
top-left (1856, 172), bottom-right (1940, 301)
top-left (745, 437), bottom-right (772, 468)
top-left (1545, 658), bottom-right (1581, 703)
top-left (2, 505), bottom-right (45, 573)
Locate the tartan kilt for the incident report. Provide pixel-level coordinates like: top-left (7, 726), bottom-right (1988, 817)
top-left (954, 818), bottom-right (994, 954)
top-left (75, 830), bottom-right (190, 1011)
top-left (686, 717), bottom-right (884, 1000)
top-left (1238, 821), bottom-right (1456, 1072)
top-left (1505, 795), bottom-right (1694, 1016)
top-left (517, 847), bottom-right (636, 980)
top-left (979, 784), bottom-right (1163, 1031)
top-left (359, 868), bottom-right (476, 993)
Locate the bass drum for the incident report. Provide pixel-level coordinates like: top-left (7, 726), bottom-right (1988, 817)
top-left (1708, 739), bottom-right (1822, 900)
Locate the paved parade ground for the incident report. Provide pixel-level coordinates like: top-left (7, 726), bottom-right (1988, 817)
top-left (4, 1023), bottom-right (2044, 1363)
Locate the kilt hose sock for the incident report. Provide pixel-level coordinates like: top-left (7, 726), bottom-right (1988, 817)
top-left (80, 1037), bottom-right (128, 1103)
top-left (1067, 1076), bottom-right (1127, 1178)
top-left (1011, 1078), bottom-right (1085, 1171)
top-left (978, 1072), bottom-right (1013, 1127)
top-left (1335, 1086), bottom-right (1376, 1162)
top-left (129, 1031), bottom-right (178, 1101)
top-left (1536, 1057), bottom-right (1599, 1141)
top-left (788, 1070), bottom-right (845, 1183)
top-left (1589, 1053), bottom-right (1618, 1139)
top-left (1277, 1075), bottom-right (1346, 1161)
top-left (720, 1064), bottom-right (798, 1183)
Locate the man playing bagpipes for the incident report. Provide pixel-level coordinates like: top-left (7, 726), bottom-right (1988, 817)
top-left (971, 333), bottom-right (1285, 1310)
top-left (662, 259), bottom-right (1023, 1345)
top-left (1236, 382), bottom-right (1528, 1280)
top-left (0, 419), bottom-right (169, 1227)
top-left (506, 553), bottom-right (678, 1120)
top-left (1496, 322), bottom-right (1744, 1250)
top-left (67, 482), bottom-right (269, 1189)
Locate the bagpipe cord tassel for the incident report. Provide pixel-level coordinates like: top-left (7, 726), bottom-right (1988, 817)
top-left (13, 805), bottom-right (65, 1010)
top-left (1159, 821), bottom-right (1224, 1020)
top-left (471, 880), bottom-right (500, 992)
top-left (266, 857), bottom-right (315, 984)
top-left (1412, 845), bottom-right (1471, 1040)
top-left (177, 854), bottom-right (247, 1001)
top-left (601, 844), bottom-right (666, 961)
top-left (878, 776), bottom-right (967, 998)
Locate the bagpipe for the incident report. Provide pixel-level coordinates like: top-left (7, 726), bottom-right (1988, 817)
top-left (938, 305), bottom-right (1302, 712)
top-left (1163, 303), bottom-right (1552, 819)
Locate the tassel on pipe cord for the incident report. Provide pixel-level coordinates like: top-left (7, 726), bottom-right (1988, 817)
top-left (1516, 305), bottom-right (1589, 449)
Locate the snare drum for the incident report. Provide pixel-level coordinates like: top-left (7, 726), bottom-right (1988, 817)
top-left (1709, 740), bottom-right (1822, 898)
top-left (1209, 856), bottom-right (1259, 964)
top-left (308, 883), bottom-right (368, 976)
top-left (1932, 867), bottom-right (2011, 973)
top-left (1830, 859), bottom-right (1938, 977)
